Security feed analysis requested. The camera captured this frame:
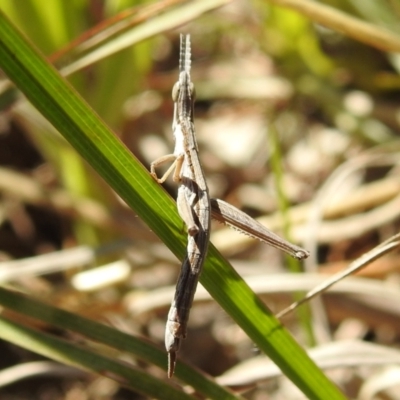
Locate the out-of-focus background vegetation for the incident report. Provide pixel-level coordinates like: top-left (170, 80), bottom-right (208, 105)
top-left (1, 0), bottom-right (400, 399)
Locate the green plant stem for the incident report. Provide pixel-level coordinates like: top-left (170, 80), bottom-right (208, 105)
top-left (268, 121), bottom-right (315, 346)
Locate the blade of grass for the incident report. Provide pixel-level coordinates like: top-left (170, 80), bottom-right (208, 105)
top-left (0, 9), bottom-right (346, 400)
top-left (266, 0), bottom-right (400, 52)
top-left (277, 232), bottom-right (400, 319)
top-left (0, 286), bottom-right (242, 400)
top-left (60, 0), bottom-right (231, 76)
top-left (50, 0), bottom-right (189, 63)
top-left (268, 121), bottom-right (315, 347)
top-left (0, 315), bottom-right (194, 400)
top-left (348, 0), bottom-right (400, 34)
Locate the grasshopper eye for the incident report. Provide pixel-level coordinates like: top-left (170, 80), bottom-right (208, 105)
top-left (172, 82), bottom-right (180, 101)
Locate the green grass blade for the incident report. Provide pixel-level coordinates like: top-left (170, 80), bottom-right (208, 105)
top-left (0, 287), bottom-right (242, 400)
top-left (60, 0), bottom-right (231, 76)
top-left (0, 9), bottom-right (346, 400)
top-left (266, 0), bottom-right (400, 53)
top-left (0, 316), bottom-right (193, 400)
top-left (268, 122), bottom-right (315, 346)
